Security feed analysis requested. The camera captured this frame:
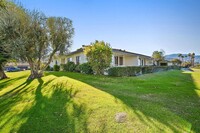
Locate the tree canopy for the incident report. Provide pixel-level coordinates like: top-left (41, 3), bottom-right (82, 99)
top-left (0, 0), bottom-right (6, 9)
top-left (0, 0), bottom-right (21, 79)
top-left (0, 2), bottom-right (74, 79)
top-left (152, 50), bottom-right (165, 66)
top-left (84, 40), bottom-right (112, 75)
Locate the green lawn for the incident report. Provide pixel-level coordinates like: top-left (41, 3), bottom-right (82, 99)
top-left (0, 70), bottom-right (200, 133)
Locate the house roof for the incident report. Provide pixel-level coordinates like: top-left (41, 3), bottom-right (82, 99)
top-left (112, 48), bottom-right (152, 59)
top-left (65, 48), bottom-right (84, 56)
top-left (65, 47), bottom-right (152, 59)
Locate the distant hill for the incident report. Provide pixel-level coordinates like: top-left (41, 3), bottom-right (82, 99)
top-left (165, 54), bottom-right (200, 63)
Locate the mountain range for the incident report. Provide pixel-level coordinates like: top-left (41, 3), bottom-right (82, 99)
top-left (165, 54), bottom-right (200, 63)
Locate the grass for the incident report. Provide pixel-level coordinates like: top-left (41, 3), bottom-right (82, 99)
top-left (0, 70), bottom-right (200, 133)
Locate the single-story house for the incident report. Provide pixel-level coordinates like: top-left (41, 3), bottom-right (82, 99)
top-left (50, 46), bottom-right (153, 67)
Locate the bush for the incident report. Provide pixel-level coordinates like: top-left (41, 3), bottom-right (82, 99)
top-left (193, 65), bottom-right (200, 69)
top-left (108, 66), bottom-right (181, 77)
top-left (108, 66), bottom-right (141, 77)
top-left (84, 40), bottom-right (112, 75)
top-left (46, 65), bottom-right (53, 71)
top-left (62, 62), bottom-right (76, 72)
top-left (79, 63), bottom-right (93, 74)
top-left (75, 64), bottom-right (81, 72)
top-left (53, 65), bottom-right (60, 71)
top-left (141, 66), bottom-right (154, 74)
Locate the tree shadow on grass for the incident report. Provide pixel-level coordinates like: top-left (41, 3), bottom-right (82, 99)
top-left (0, 75), bottom-right (27, 90)
top-left (0, 77), bottom-right (56, 131)
top-left (0, 78), bottom-right (34, 131)
top-left (47, 71), bottom-right (200, 132)
top-left (17, 78), bottom-right (88, 133)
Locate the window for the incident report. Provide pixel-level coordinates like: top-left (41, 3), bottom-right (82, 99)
top-left (119, 57), bottom-right (123, 65)
top-left (141, 59), bottom-right (144, 66)
top-left (114, 56), bottom-right (118, 66)
top-left (55, 60), bottom-right (58, 65)
top-left (76, 56), bottom-right (80, 64)
top-left (114, 56), bottom-right (123, 66)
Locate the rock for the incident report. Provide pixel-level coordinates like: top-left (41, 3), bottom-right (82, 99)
top-left (115, 112), bottom-right (127, 123)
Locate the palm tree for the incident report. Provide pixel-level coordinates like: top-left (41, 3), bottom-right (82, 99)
top-left (181, 55), bottom-right (184, 63)
top-left (188, 53), bottom-right (195, 67)
top-left (191, 53), bottom-right (195, 67)
top-left (184, 55), bottom-right (188, 63)
top-left (178, 54), bottom-right (182, 61)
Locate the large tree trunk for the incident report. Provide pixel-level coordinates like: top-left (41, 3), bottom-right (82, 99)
top-left (0, 65), bottom-right (8, 80)
top-left (28, 69), bottom-right (43, 80)
top-left (27, 60), bottom-right (43, 80)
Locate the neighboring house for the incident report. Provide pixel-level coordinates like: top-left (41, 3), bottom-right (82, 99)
top-left (157, 60), bottom-right (173, 66)
top-left (50, 46), bottom-right (153, 67)
top-left (6, 62), bottom-right (30, 70)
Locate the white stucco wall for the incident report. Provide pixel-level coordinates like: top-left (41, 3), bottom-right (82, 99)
top-left (67, 52), bottom-right (87, 64)
top-left (168, 62), bottom-right (173, 66)
top-left (50, 51), bottom-right (153, 67)
top-left (50, 58), bottom-right (61, 67)
top-left (146, 59), bottom-right (153, 66)
top-left (124, 56), bottom-right (139, 66)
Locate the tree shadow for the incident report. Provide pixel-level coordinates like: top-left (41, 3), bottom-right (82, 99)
top-left (16, 78), bottom-right (88, 133)
top-left (47, 71), bottom-right (200, 132)
top-left (0, 78), bottom-right (33, 131)
top-left (0, 75), bottom-right (27, 90)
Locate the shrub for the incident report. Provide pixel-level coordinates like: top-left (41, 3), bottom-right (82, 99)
top-left (79, 63), bottom-right (93, 74)
top-left (53, 65), bottom-right (60, 71)
top-left (75, 64), bottom-right (81, 72)
top-left (46, 65), bottom-right (53, 71)
top-left (84, 40), bottom-right (112, 75)
top-left (108, 66), bottom-right (141, 77)
top-left (141, 66), bottom-right (154, 74)
top-left (62, 61), bottom-right (76, 72)
top-left (194, 65), bottom-right (200, 69)
top-left (108, 66), bottom-right (181, 77)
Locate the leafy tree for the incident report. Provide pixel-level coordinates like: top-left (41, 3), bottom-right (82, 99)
top-left (0, 1), bottom-right (19, 79)
top-left (84, 40), bottom-right (112, 75)
top-left (0, 0), bottom-right (6, 9)
top-left (178, 53), bottom-right (182, 60)
top-left (152, 50), bottom-right (165, 66)
top-left (0, 4), bottom-right (74, 79)
top-left (0, 45), bottom-right (10, 79)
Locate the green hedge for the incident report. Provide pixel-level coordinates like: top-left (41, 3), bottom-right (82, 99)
top-left (60, 62), bottom-right (93, 74)
top-left (193, 65), bottom-right (200, 69)
top-left (79, 63), bottom-right (93, 74)
top-left (61, 62), bottom-right (76, 72)
top-left (108, 66), bottom-right (181, 77)
top-left (108, 66), bottom-right (141, 77)
top-left (53, 65), bottom-right (60, 71)
top-left (46, 65), bottom-right (53, 71)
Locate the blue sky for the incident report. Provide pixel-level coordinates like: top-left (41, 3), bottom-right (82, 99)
top-left (19, 0), bottom-right (200, 56)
